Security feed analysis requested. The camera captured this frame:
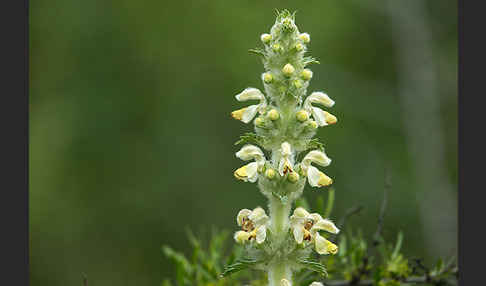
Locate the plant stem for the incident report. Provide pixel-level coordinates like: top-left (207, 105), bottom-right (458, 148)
top-left (268, 196), bottom-right (293, 285)
top-left (269, 196), bottom-right (291, 236)
top-left (268, 261), bottom-right (292, 286)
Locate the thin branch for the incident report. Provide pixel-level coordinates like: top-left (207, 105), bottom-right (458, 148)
top-left (337, 205), bottom-right (363, 231)
top-left (372, 168), bottom-right (391, 247)
top-left (82, 273), bottom-right (88, 286)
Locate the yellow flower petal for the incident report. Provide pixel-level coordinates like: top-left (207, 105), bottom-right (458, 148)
top-left (307, 166), bottom-right (333, 187)
top-left (231, 108), bottom-right (246, 121)
top-left (234, 231), bottom-right (251, 244)
top-left (324, 111), bottom-right (337, 125)
top-left (234, 162), bottom-right (259, 182)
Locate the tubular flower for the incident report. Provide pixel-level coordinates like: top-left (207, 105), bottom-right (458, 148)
top-left (234, 207), bottom-right (269, 244)
top-left (280, 279), bottom-right (291, 286)
top-left (290, 207), bottom-right (339, 255)
top-left (309, 283), bottom-right (324, 286)
top-left (278, 142), bottom-right (294, 176)
top-left (301, 150), bottom-right (333, 187)
top-left (231, 88), bottom-right (267, 123)
top-left (303, 92), bottom-right (337, 127)
top-left (234, 145), bottom-right (266, 183)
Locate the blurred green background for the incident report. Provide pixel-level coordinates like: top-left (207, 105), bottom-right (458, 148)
top-left (29, 0), bottom-right (457, 285)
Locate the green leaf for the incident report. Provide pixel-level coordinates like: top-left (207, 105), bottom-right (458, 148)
top-left (161, 279), bottom-right (172, 286)
top-left (220, 258), bottom-right (260, 277)
top-left (235, 133), bottom-right (265, 147)
top-left (303, 56), bottom-right (320, 66)
top-left (323, 188), bottom-right (335, 218)
top-left (249, 48), bottom-right (266, 57)
top-left (298, 259), bottom-right (328, 277)
top-left (306, 139), bottom-right (325, 151)
top-left (391, 231), bottom-right (403, 259)
top-left (161, 245), bottom-right (194, 285)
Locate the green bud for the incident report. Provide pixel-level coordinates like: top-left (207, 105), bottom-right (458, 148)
top-left (272, 43), bottom-right (282, 53)
top-left (288, 172), bottom-right (300, 183)
top-left (301, 69), bottom-right (313, 81)
top-left (296, 110), bottom-right (309, 122)
top-left (282, 63), bottom-right (295, 77)
top-left (293, 79), bottom-right (303, 89)
top-left (295, 43), bottom-right (304, 52)
top-left (260, 33), bottom-right (272, 44)
top-left (263, 72), bottom-right (273, 84)
top-left (267, 109), bottom-right (279, 120)
top-left (254, 117), bottom-right (265, 127)
top-left (265, 169), bottom-right (276, 179)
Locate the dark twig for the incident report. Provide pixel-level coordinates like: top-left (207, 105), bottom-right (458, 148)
top-left (372, 168), bottom-right (391, 247)
top-left (337, 205), bottom-right (363, 231)
top-left (82, 273), bottom-right (88, 286)
top-left (349, 169), bottom-right (391, 285)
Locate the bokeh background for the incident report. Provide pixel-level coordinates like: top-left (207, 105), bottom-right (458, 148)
top-left (30, 0), bottom-right (457, 285)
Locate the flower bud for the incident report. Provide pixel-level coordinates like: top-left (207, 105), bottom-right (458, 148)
top-left (282, 63), bottom-right (295, 77)
top-left (262, 72), bottom-right (273, 84)
top-left (272, 43), bottom-right (282, 53)
top-left (288, 172), bottom-right (300, 183)
top-left (265, 169), bottom-right (276, 179)
top-left (261, 33), bottom-right (272, 43)
top-left (308, 120), bottom-right (318, 129)
top-left (267, 109), bottom-right (279, 120)
top-left (254, 117), bottom-right (265, 127)
top-left (301, 69), bottom-right (313, 81)
top-left (295, 43), bottom-right (304, 52)
top-left (296, 110), bottom-right (309, 122)
top-left (299, 33), bottom-right (310, 43)
top-left (282, 18), bottom-right (293, 27)
top-left (293, 79), bottom-right (303, 89)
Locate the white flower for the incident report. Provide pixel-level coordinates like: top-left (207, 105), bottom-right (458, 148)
top-left (234, 207), bottom-right (269, 244)
top-left (278, 142), bottom-right (294, 176)
top-left (303, 92), bottom-right (337, 127)
top-left (309, 282), bottom-right (324, 286)
top-left (231, 88), bottom-right (267, 123)
top-left (290, 207), bottom-right (339, 255)
top-left (234, 145), bottom-right (266, 183)
top-left (301, 150), bottom-right (333, 187)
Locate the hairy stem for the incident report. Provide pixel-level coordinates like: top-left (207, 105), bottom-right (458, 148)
top-left (269, 196), bottom-right (292, 236)
top-left (268, 262), bottom-right (292, 286)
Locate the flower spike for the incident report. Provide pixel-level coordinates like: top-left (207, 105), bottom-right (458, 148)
top-left (227, 11), bottom-right (341, 286)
